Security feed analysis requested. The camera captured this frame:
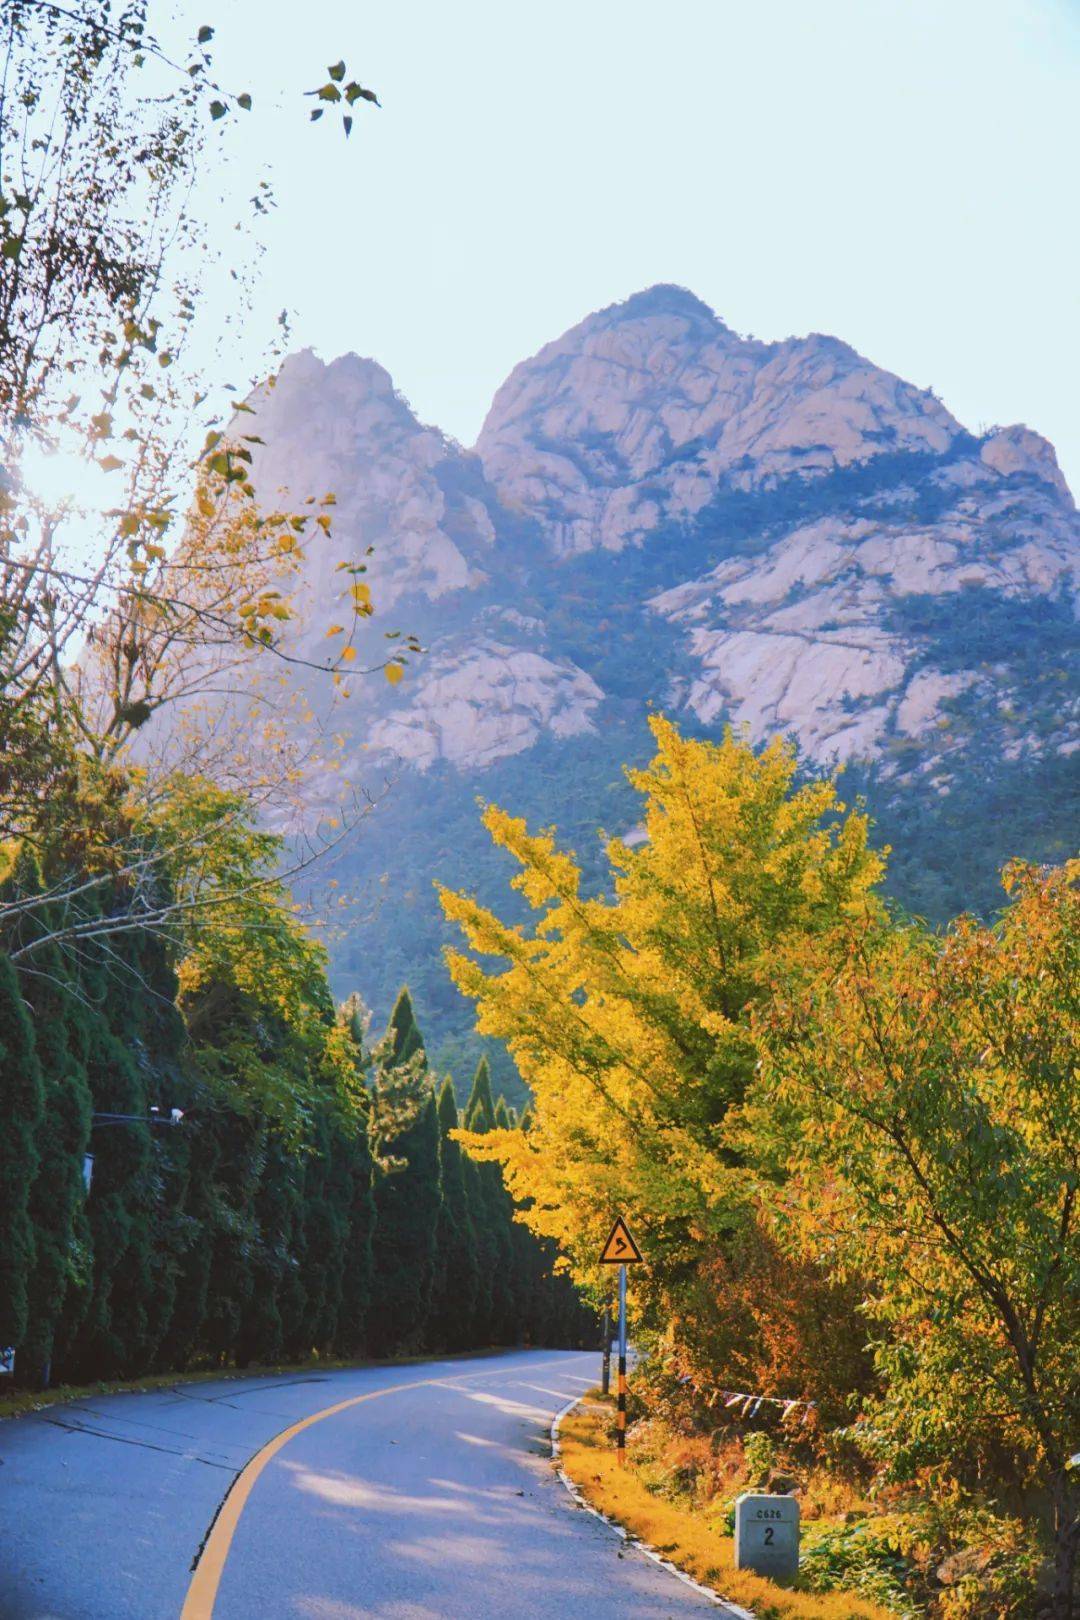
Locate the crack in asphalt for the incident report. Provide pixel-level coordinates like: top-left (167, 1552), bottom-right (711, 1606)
top-left (59, 1404), bottom-right (202, 1443)
top-left (40, 1416), bottom-right (237, 1470)
top-left (164, 1376), bottom-right (331, 1407)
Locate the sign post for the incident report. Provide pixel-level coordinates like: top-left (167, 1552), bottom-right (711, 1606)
top-left (598, 1215), bottom-right (643, 1466)
top-left (600, 1308), bottom-right (611, 1396)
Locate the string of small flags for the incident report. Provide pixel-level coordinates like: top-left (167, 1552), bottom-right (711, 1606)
top-left (677, 1375), bottom-right (817, 1424)
top-left (717, 1389), bottom-right (817, 1424)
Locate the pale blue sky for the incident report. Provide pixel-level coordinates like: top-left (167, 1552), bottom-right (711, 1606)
top-left (201, 0), bottom-right (1080, 490)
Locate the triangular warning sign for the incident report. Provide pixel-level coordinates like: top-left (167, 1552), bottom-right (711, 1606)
top-left (599, 1215), bottom-right (644, 1265)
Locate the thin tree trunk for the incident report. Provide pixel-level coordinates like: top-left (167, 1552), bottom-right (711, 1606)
top-left (1048, 1472), bottom-right (1079, 1620)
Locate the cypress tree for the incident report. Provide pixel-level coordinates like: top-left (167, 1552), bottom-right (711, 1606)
top-left (293, 1105), bottom-right (347, 1358)
top-left (200, 1105), bottom-right (263, 1364)
top-left (333, 1110), bottom-right (377, 1358)
top-left (164, 1085), bottom-right (221, 1370)
top-left (16, 951), bottom-right (93, 1386)
top-left (333, 1000), bottom-right (377, 1358)
top-left (385, 986), bottom-right (424, 1067)
top-left (0, 953), bottom-right (44, 1350)
top-left (63, 1003), bottom-right (151, 1379)
top-left (463, 1055), bottom-right (495, 1133)
top-left (370, 1084), bottom-right (442, 1355)
top-left (88, 924), bottom-right (170, 1378)
top-left (428, 1077), bottom-right (480, 1350)
top-left (464, 1058), bottom-right (516, 1344)
top-left (369, 990), bottom-right (442, 1355)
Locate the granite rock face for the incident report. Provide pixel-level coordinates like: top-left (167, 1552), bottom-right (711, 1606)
top-left (248, 349), bottom-right (498, 632)
top-left (475, 285), bottom-right (962, 555)
top-left (252, 287), bottom-right (1077, 781)
top-left (368, 638), bottom-right (602, 770)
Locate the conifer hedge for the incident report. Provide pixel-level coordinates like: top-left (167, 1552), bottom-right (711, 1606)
top-left (0, 933), bottom-right (595, 1387)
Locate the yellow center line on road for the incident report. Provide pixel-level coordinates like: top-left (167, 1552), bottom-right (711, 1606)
top-left (179, 1355), bottom-right (587, 1619)
top-left (180, 1377), bottom-right (432, 1620)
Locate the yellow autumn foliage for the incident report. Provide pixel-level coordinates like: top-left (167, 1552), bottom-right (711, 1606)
top-left (440, 716), bottom-right (883, 1315)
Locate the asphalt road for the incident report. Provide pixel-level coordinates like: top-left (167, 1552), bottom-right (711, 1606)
top-left (0, 1349), bottom-right (733, 1619)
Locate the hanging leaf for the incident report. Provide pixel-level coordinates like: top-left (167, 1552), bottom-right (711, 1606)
top-left (384, 663), bottom-right (404, 685)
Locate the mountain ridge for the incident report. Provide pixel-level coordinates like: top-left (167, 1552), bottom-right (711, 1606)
top-left (223, 286), bottom-right (1077, 1085)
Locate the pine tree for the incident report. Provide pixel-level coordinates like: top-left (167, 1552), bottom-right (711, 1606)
top-left (0, 953), bottom-right (44, 1350)
top-left (428, 1077), bottom-right (480, 1350)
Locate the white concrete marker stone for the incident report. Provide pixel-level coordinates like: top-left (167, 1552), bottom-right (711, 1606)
top-left (734, 1492), bottom-right (800, 1583)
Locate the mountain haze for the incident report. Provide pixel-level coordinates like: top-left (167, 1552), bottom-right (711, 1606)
top-left (239, 286), bottom-right (1078, 1086)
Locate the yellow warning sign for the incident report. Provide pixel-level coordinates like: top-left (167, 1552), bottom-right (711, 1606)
top-left (599, 1215), bottom-right (644, 1265)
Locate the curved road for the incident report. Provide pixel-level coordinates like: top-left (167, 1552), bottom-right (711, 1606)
top-left (0, 1349), bottom-right (732, 1619)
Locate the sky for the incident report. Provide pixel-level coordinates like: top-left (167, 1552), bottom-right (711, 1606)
top-left (193, 0), bottom-right (1080, 488)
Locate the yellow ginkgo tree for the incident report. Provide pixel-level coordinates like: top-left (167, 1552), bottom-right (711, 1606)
top-left (439, 715), bottom-right (884, 1343)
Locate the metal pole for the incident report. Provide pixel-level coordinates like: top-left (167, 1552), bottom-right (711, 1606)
top-left (616, 1262), bottom-right (627, 1465)
top-left (600, 1307), bottom-right (611, 1395)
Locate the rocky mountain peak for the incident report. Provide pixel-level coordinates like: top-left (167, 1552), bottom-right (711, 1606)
top-left (247, 348), bottom-right (497, 626)
top-left (980, 424), bottom-right (1073, 503)
top-left (475, 288), bottom-right (964, 555)
top-left (593, 282), bottom-right (723, 328)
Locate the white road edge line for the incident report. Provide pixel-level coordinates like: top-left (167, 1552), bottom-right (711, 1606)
top-left (549, 1395), bottom-right (756, 1620)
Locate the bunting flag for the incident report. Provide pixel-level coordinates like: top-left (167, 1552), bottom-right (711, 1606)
top-left (701, 1385), bottom-right (818, 1421)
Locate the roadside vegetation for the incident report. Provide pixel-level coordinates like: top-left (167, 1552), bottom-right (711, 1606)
top-left (559, 1397), bottom-right (896, 1620)
top-left (445, 719), bottom-right (1078, 1618)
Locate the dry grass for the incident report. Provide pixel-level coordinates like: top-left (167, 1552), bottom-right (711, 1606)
top-left (558, 1397), bottom-right (896, 1620)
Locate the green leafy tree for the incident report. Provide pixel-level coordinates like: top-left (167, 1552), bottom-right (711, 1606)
top-left (753, 859), bottom-right (1080, 1614)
